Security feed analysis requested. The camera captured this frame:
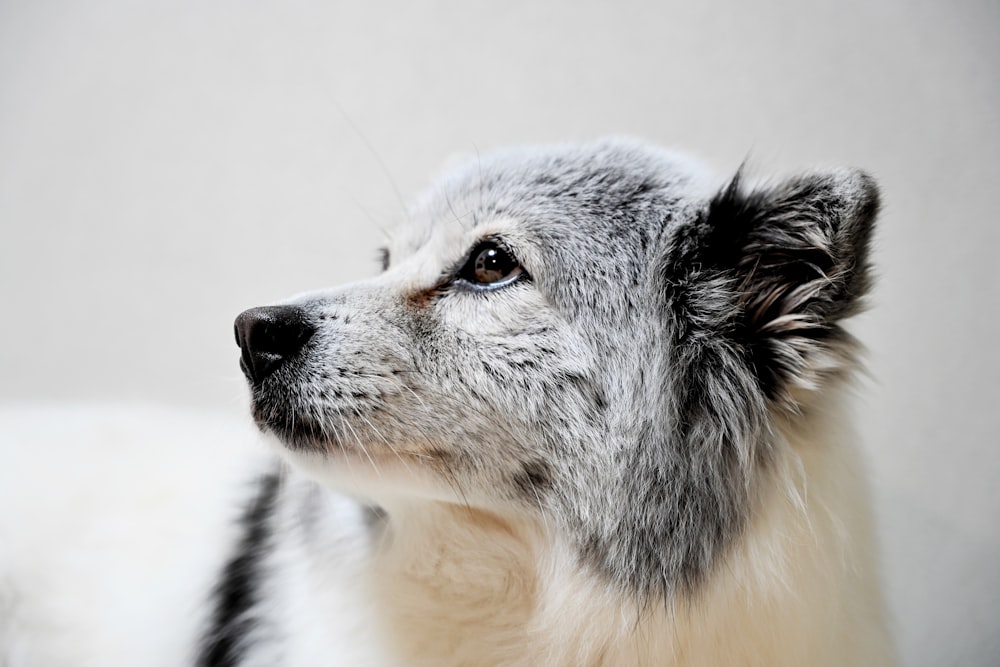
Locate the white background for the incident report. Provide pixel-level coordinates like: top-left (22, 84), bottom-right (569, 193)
top-left (1, 1), bottom-right (997, 664)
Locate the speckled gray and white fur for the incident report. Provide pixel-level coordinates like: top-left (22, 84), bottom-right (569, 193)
top-left (199, 139), bottom-right (892, 666)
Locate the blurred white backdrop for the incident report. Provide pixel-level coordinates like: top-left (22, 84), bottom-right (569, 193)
top-left (1, 0), bottom-right (997, 664)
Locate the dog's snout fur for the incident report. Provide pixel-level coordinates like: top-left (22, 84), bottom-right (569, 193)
top-left (234, 305), bottom-right (314, 385)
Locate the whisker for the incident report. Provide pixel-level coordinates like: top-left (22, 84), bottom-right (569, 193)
top-left (341, 412), bottom-right (381, 477)
top-left (443, 190), bottom-right (475, 232)
top-left (356, 411), bottom-right (415, 475)
top-left (330, 97), bottom-right (409, 219)
top-left (329, 413), bottom-right (363, 487)
top-left (350, 197), bottom-right (392, 242)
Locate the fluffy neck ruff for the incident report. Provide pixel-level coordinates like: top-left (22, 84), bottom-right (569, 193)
top-left (356, 401), bottom-right (889, 667)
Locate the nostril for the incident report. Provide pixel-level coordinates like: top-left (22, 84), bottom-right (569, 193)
top-left (234, 305), bottom-right (315, 385)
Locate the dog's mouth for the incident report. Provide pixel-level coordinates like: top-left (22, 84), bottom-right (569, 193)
top-left (246, 376), bottom-right (396, 456)
top-left (249, 397), bottom-right (324, 451)
top-left (233, 304), bottom-right (437, 460)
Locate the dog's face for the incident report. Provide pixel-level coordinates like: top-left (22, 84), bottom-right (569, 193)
top-left (235, 139), bottom-right (878, 598)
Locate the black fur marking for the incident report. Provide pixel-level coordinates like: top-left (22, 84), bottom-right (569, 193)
top-left (195, 470), bottom-right (281, 667)
top-left (361, 503), bottom-right (388, 530)
top-left (512, 459), bottom-right (553, 501)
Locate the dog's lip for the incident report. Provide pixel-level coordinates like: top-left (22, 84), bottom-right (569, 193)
top-left (253, 412), bottom-right (318, 450)
top-left (249, 398), bottom-right (332, 450)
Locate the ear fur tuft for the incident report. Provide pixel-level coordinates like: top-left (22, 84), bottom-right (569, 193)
top-left (671, 168), bottom-right (880, 404)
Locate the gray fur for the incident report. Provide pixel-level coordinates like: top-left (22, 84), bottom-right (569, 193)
top-left (245, 138), bottom-right (878, 601)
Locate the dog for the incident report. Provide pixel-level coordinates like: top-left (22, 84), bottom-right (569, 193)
top-left (199, 139), bottom-right (892, 666)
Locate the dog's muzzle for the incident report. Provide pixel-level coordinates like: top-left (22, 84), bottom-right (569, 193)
top-left (234, 305), bottom-right (315, 386)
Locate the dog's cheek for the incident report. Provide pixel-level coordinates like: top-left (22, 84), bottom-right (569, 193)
top-left (444, 281), bottom-right (550, 328)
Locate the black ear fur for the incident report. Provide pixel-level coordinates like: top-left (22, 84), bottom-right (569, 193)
top-left (669, 168), bottom-right (880, 403)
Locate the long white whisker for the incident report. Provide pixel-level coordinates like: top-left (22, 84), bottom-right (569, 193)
top-left (341, 412), bottom-right (380, 477)
top-left (330, 97), bottom-right (409, 219)
top-left (356, 411), bottom-right (414, 475)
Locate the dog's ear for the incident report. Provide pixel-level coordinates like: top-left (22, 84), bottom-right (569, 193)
top-left (667, 168), bottom-right (880, 404)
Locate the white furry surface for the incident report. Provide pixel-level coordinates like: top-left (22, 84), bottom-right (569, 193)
top-left (0, 404), bottom-right (270, 667)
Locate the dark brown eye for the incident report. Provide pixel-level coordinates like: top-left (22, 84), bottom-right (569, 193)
top-left (457, 240), bottom-right (524, 288)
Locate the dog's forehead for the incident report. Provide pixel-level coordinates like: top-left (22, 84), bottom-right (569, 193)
top-left (391, 140), bottom-right (715, 259)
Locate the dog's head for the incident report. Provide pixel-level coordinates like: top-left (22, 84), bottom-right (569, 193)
top-left (235, 139), bottom-right (878, 598)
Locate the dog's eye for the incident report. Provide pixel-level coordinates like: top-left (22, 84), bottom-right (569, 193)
top-left (457, 241), bottom-right (524, 288)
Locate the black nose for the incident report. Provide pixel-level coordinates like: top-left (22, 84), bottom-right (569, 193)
top-left (234, 305), bottom-right (315, 385)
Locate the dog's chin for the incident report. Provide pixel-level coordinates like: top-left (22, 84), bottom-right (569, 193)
top-left (250, 398), bottom-right (334, 453)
